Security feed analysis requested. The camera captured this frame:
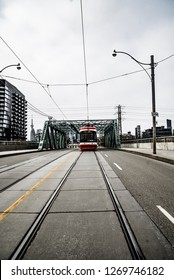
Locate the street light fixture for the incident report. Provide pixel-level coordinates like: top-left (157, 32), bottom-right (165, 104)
top-left (0, 63), bottom-right (21, 73)
top-left (112, 50), bottom-right (157, 154)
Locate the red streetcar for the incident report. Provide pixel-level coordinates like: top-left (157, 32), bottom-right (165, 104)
top-left (79, 125), bottom-right (98, 151)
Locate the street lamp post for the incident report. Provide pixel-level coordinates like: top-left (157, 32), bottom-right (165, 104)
top-left (0, 63), bottom-right (21, 73)
top-left (150, 55), bottom-right (157, 155)
top-left (112, 50), bottom-right (157, 154)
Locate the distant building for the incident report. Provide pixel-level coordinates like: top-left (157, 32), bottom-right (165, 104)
top-left (0, 79), bottom-right (27, 140)
top-left (166, 119), bottom-right (172, 135)
top-left (30, 118), bottom-right (36, 141)
top-left (35, 129), bottom-right (42, 142)
top-left (122, 131), bottom-right (135, 141)
top-left (166, 119), bottom-right (172, 129)
top-left (135, 125), bottom-right (141, 139)
top-left (142, 124), bottom-right (172, 138)
top-left (142, 128), bottom-right (152, 138)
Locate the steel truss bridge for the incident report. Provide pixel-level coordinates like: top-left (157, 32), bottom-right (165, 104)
top-left (38, 119), bottom-right (120, 150)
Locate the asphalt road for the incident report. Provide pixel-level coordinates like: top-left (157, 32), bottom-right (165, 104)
top-left (0, 150), bottom-right (70, 191)
top-left (100, 149), bottom-right (174, 247)
top-left (0, 149), bottom-right (173, 259)
top-left (0, 150), bottom-right (62, 168)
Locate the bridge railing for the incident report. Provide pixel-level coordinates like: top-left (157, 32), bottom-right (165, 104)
top-left (121, 136), bottom-right (174, 151)
top-left (121, 136), bottom-right (174, 144)
top-left (0, 140), bottom-right (38, 151)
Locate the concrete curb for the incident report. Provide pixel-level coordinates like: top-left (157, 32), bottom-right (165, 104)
top-left (118, 149), bottom-right (174, 165)
top-left (0, 149), bottom-right (39, 158)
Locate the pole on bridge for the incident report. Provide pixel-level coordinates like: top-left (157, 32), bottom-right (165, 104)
top-left (151, 55), bottom-right (156, 155)
top-left (112, 50), bottom-right (158, 154)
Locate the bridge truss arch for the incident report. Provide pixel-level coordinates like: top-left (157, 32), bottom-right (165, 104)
top-left (38, 119), bottom-right (120, 150)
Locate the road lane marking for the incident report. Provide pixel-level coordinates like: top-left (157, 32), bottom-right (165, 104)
top-left (31, 154), bottom-right (47, 160)
top-left (0, 155), bottom-right (72, 222)
top-left (113, 162), bottom-right (122, 170)
top-left (105, 154), bottom-right (108, 157)
top-left (0, 165), bottom-right (7, 169)
top-left (157, 205), bottom-right (174, 224)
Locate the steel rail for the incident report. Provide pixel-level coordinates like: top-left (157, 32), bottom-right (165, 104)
top-left (95, 152), bottom-right (145, 260)
top-left (10, 152), bottom-right (82, 260)
top-left (0, 150), bottom-right (72, 193)
top-left (0, 150), bottom-right (71, 175)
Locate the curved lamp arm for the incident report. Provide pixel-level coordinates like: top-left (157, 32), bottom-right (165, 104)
top-left (112, 50), bottom-right (151, 80)
top-left (0, 63), bottom-right (21, 73)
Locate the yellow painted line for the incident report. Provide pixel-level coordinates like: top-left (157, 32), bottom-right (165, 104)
top-left (0, 155), bottom-right (72, 222)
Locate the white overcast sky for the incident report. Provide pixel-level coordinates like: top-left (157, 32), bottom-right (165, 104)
top-left (0, 0), bottom-right (174, 138)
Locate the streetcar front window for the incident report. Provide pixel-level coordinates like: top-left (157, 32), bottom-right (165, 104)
top-left (80, 131), bottom-right (97, 142)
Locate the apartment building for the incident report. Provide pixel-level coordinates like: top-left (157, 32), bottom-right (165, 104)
top-left (0, 79), bottom-right (27, 140)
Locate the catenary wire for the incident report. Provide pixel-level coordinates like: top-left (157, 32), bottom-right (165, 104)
top-left (27, 102), bottom-right (51, 118)
top-left (1, 33), bottom-right (173, 121)
top-left (157, 54), bottom-right (174, 64)
top-left (1, 53), bottom-right (174, 87)
top-left (0, 73), bottom-right (52, 118)
top-left (80, 0), bottom-right (89, 120)
top-left (0, 74), bottom-right (86, 86)
top-left (0, 36), bottom-right (67, 119)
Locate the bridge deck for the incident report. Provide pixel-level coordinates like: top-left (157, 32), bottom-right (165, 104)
top-left (0, 150), bottom-right (173, 259)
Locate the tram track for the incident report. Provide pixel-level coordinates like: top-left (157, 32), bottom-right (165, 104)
top-left (95, 152), bottom-right (144, 260)
top-left (0, 150), bottom-right (72, 193)
top-left (8, 150), bottom-right (145, 260)
top-left (10, 152), bottom-right (82, 260)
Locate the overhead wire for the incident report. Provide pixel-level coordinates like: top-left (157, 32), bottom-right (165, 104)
top-left (0, 72), bottom-right (50, 118)
top-left (1, 33), bottom-right (173, 122)
top-left (1, 69), bottom-right (148, 86)
top-left (0, 74), bottom-right (40, 85)
top-left (1, 53), bottom-right (174, 87)
top-left (47, 83), bottom-right (85, 87)
top-left (88, 68), bottom-right (151, 85)
top-left (80, 0), bottom-right (89, 120)
top-left (0, 36), bottom-right (49, 93)
top-left (27, 101), bottom-right (51, 118)
top-left (0, 73), bottom-right (50, 118)
top-left (156, 54), bottom-right (174, 64)
top-left (0, 36), bottom-right (67, 120)
top-left (46, 85), bottom-right (67, 119)
top-left (1, 73), bottom-right (86, 86)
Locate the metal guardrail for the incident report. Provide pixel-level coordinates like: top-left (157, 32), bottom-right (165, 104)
top-left (0, 141), bottom-right (38, 146)
top-left (121, 136), bottom-right (174, 144)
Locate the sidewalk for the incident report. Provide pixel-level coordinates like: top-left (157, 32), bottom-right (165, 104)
top-left (0, 149), bottom-right (38, 157)
top-left (119, 148), bottom-right (174, 165)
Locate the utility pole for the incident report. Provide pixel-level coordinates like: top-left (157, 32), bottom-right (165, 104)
top-left (115, 105), bottom-right (122, 140)
top-left (112, 50), bottom-right (158, 154)
top-left (151, 55), bottom-right (157, 154)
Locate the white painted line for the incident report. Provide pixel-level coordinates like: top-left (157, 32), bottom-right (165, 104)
top-left (157, 205), bottom-right (174, 224)
top-left (113, 162), bottom-right (122, 170)
top-left (0, 165), bottom-right (7, 169)
top-left (31, 154), bottom-right (47, 159)
top-left (105, 154), bottom-right (108, 157)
